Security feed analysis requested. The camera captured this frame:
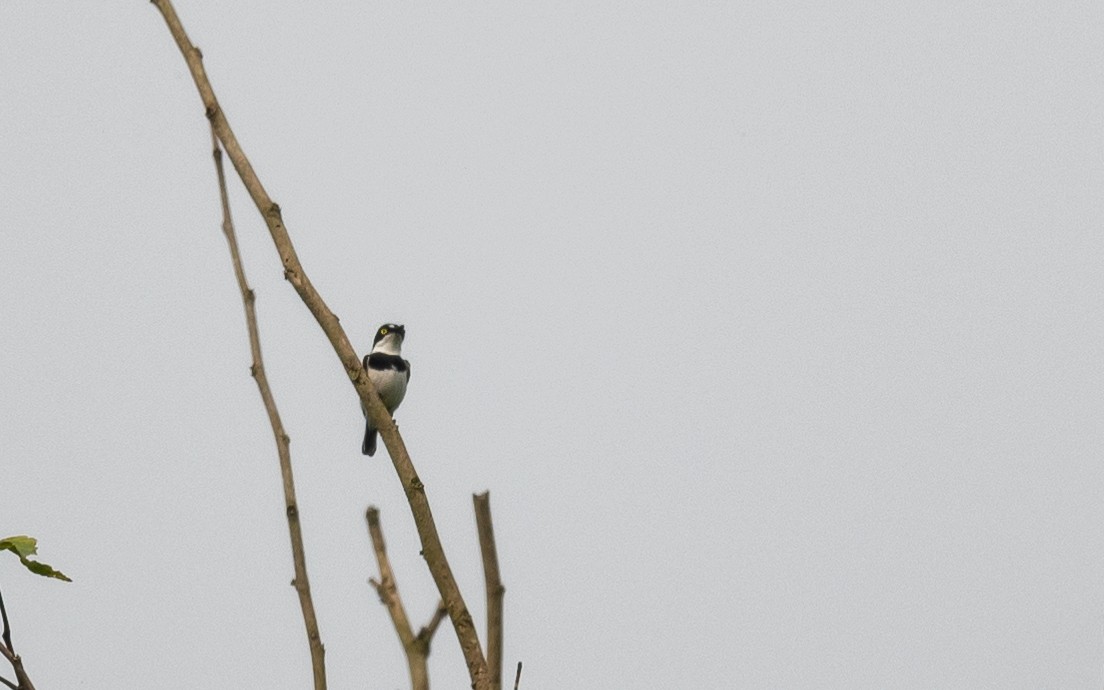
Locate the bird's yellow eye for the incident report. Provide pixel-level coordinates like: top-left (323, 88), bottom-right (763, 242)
top-left (380, 327), bottom-right (388, 335)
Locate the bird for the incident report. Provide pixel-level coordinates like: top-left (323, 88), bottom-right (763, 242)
top-left (361, 323), bottom-right (411, 456)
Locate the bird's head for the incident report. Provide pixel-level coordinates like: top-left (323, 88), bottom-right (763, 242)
top-left (372, 323), bottom-right (406, 354)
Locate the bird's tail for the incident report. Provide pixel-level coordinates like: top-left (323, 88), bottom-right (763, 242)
top-left (362, 420), bottom-right (377, 457)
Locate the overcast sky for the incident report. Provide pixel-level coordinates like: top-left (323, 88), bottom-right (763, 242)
top-left (2, 2), bottom-right (1103, 688)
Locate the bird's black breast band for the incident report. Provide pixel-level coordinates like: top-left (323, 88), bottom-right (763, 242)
top-left (366, 352), bottom-right (409, 373)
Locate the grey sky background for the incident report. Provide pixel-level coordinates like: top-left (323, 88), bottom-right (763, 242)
top-left (2, 2), bottom-right (1103, 688)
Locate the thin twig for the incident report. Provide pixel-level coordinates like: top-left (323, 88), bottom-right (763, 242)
top-left (0, 588), bottom-right (11, 652)
top-left (151, 4), bottom-right (488, 687)
top-left (0, 590), bottom-right (35, 690)
top-left (366, 507), bottom-right (440, 690)
top-left (513, 661), bottom-right (522, 690)
top-left (209, 126), bottom-right (326, 689)
top-left (365, 507), bottom-right (415, 649)
top-left (473, 492), bottom-right (504, 690)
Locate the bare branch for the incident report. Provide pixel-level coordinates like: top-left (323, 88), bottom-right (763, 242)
top-left (365, 507), bottom-right (416, 649)
top-left (366, 508), bottom-right (430, 690)
top-left (513, 662), bottom-right (522, 690)
top-left (150, 4), bottom-right (489, 686)
top-left (0, 651), bottom-right (34, 690)
top-left (209, 127), bottom-right (326, 689)
top-left (0, 590), bottom-right (35, 690)
top-left (473, 492), bottom-right (505, 690)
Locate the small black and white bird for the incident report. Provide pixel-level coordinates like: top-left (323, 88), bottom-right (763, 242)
top-left (361, 323), bottom-right (411, 456)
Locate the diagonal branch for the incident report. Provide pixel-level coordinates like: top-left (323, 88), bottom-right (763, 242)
top-left (150, 3), bottom-right (489, 687)
top-left (209, 127), bottom-right (326, 689)
top-left (473, 492), bottom-right (504, 690)
top-left (366, 508), bottom-right (448, 690)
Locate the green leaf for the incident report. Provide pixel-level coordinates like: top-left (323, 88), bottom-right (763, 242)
top-left (1, 535), bottom-right (72, 582)
top-left (0, 535), bottom-right (38, 558)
